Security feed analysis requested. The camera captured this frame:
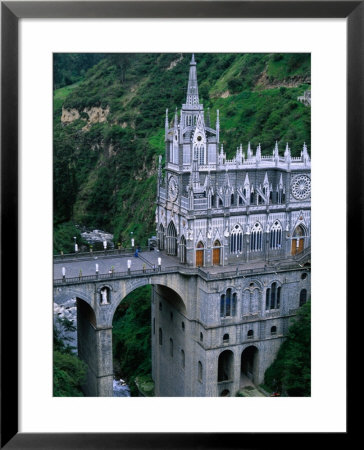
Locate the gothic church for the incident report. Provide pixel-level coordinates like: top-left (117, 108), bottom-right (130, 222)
top-left (152, 54), bottom-right (311, 396)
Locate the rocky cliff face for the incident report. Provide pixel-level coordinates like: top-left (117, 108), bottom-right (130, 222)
top-left (61, 106), bottom-right (110, 129)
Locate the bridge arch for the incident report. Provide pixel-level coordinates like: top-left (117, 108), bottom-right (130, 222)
top-left (53, 287), bottom-right (95, 313)
top-left (105, 276), bottom-right (187, 328)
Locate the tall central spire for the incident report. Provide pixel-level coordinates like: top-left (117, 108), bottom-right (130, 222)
top-left (186, 54), bottom-right (199, 106)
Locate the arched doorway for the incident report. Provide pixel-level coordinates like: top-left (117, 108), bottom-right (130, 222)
top-left (212, 240), bottom-right (221, 266)
top-left (218, 349), bottom-right (234, 382)
top-left (196, 241), bottom-right (204, 267)
top-left (241, 346), bottom-right (258, 385)
top-left (166, 221), bottom-right (177, 256)
top-left (291, 224), bottom-right (305, 255)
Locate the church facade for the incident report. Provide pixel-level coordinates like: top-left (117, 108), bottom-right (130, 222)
top-left (152, 55), bottom-right (311, 396)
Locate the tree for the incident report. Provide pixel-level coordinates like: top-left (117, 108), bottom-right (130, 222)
top-left (264, 301), bottom-right (311, 396)
top-left (53, 316), bottom-right (87, 396)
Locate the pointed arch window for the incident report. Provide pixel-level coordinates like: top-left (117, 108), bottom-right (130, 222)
top-left (158, 223), bottom-right (165, 250)
top-left (270, 221), bottom-right (283, 249)
top-left (250, 222), bottom-right (263, 252)
top-left (180, 235), bottom-right (186, 264)
top-left (166, 221), bottom-right (177, 256)
top-left (230, 224), bottom-right (243, 254)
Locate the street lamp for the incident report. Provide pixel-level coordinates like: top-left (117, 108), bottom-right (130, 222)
top-left (131, 231), bottom-right (134, 249)
top-left (95, 263), bottom-right (99, 278)
top-left (103, 240), bottom-right (107, 252)
top-left (62, 267), bottom-right (66, 281)
top-left (158, 257), bottom-right (162, 271)
top-left (127, 259), bottom-right (131, 274)
top-left (74, 236), bottom-right (78, 253)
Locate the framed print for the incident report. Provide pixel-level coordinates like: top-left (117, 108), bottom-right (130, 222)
top-left (1, 1), bottom-right (358, 448)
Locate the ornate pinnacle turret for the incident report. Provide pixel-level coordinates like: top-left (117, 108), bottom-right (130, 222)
top-left (247, 141), bottom-right (252, 159)
top-left (236, 143), bottom-right (243, 164)
top-left (165, 108), bottom-right (169, 140)
top-left (186, 53), bottom-right (199, 106)
top-left (284, 142), bottom-right (291, 163)
top-left (174, 108), bottom-right (178, 128)
top-left (302, 142), bottom-right (310, 164)
top-left (216, 109), bottom-right (220, 143)
top-left (256, 143), bottom-right (261, 162)
top-left (273, 141), bottom-right (279, 165)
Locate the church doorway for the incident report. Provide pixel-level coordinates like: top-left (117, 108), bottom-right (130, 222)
top-left (241, 346), bottom-right (258, 384)
top-left (212, 240), bottom-right (221, 266)
top-left (291, 224), bottom-right (305, 255)
top-left (196, 241), bottom-right (204, 267)
top-left (166, 221), bottom-right (177, 256)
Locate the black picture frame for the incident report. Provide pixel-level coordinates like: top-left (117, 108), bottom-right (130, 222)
top-left (1, 1), bottom-right (357, 448)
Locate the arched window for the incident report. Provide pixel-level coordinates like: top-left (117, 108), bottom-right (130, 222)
top-left (220, 288), bottom-right (237, 318)
top-left (270, 220), bottom-right (282, 249)
top-left (158, 223), bottom-right (165, 250)
top-left (230, 224), bottom-right (243, 254)
top-left (247, 329), bottom-right (254, 339)
top-left (200, 332), bottom-right (203, 342)
top-left (198, 361), bottom-right (203, 382)
top-left (266, 282), bottom-right (281, 310)
top-left (231, 194), bottom-right (235, 205)
top-left (199, 146), bottom-right (205, 165)
top-left (271, 326), bottom-right (277, 335)
top-left (250, 222), bottom-right (263, 252)
top-left (223, 333), bottom-right (229, 343)
top-left (299, 289), bottom-right (307, 307)
top-left (166, 221), bottom-right (177, 256)
top-left (180, 235), bottom-right (186, 264)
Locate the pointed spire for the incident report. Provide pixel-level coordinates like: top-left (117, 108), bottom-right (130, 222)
top-left (256, 143), bottom-right (261, 163)
top-left (174, 108), bottom-right (178, 127)
top-left (165, 108), bottom-right (169, 141)
top-left (186, 53), bottom-right (199, 105)
top-left (273, 141), bottom-right (279, 165)
top-left (284, 142), bottom-right (291, 163)
top-left (302, 142), bottom-right (310, 164)
top-left (216, 109), bottom-right (220, 143)
top-left (247, 141), bottom-right (252, 159)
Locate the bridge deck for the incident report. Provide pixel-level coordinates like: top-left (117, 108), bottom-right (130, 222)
top-left (53, 249), bottom-right (310, 284)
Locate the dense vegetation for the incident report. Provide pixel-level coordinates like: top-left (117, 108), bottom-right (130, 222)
top-left (264, 301), bottom-right (311, 396)
top-left (53, 317), bottom-right (87, 396)
top-left (53, 52), bottom-right (310, 252)
top-left (53, 53), bottom-right (311, 396)
top-left (112, 286), bottom-right (152, 396)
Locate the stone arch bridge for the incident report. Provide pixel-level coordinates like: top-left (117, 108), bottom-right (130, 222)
top-left (54, 250), bottom-right (310, 396)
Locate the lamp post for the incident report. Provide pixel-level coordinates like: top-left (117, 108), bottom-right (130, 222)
top-left (74, 236), bottom-right (78, 253)
top-left (103, 240), bottom-right (107, 254)
top-left (96, 263), bottom-right (99, 279)
top-left (62, 267), bottom-right (66, 282)
top-left (131, 231), bottom-right (134, 250)
top-left (158, 257), bottom-right (162, 272)
top-left (127, 259), bottom-right (131, 275)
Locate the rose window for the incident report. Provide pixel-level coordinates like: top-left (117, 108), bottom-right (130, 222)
top-left (291, 175), bottom-right (311, 200)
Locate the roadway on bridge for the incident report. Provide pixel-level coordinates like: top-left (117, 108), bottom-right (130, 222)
top-left (53, 250), bottom-right (178, 280)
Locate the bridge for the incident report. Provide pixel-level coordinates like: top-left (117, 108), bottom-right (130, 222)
top-left (53, 248), bottom-right (310, 397)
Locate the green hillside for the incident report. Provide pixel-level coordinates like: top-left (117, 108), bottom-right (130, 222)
top-left (53, 53), bottom-right (310, 252)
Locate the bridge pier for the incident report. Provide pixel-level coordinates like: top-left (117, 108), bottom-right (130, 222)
top-left (77, 298), bottom-right (113, 396)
